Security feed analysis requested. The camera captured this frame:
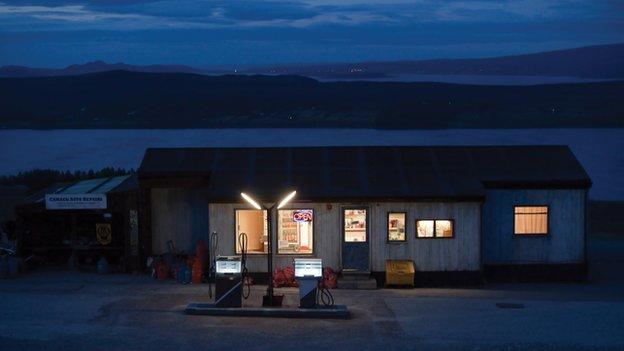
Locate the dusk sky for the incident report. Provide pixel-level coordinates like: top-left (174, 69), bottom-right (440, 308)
top-left (0, 0), bottom-right (622, 68)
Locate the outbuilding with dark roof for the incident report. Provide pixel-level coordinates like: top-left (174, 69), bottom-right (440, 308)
top-left (15, 175), bottom-right (140, 272)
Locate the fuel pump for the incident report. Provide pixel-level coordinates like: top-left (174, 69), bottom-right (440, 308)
top-left (294, 258), bottom-right (334, 308)
top-left (211, 232), bottom-right (251, 308)
top-left (214, 256), bottom-right (243, 307)
top-left (186, 236), bottom-right (347, 317)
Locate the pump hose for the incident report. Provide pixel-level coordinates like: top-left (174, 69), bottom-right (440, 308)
top-left (208, 231), bottom-right (218, 299)
top-left (238, 232), bottom-right (251, 299)
top-left (317, 280), bottom-right (334, 307)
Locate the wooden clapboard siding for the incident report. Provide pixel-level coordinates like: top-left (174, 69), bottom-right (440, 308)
top-left (150, 188), bottom-right (209, 254)
top-left (210, 201), bottom-right (481, 273)
top-left (482, 189), bottom-right (586, 264)
top-left (370, 202), bottom-right (481, 272)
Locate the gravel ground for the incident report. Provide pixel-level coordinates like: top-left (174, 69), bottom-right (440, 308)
top-left (1, 236), bottom-right (623, 351)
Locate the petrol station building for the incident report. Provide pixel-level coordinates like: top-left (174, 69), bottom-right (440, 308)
top-left (137, 145), bottom-right (591, 285)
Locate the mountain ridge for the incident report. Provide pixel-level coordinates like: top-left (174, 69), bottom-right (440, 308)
top-left (0, 60), bottom-right (203, 78)
top-left (2, 42), bottom-right (623, 79)
top-left (1, 70), bottom-right (622, 129)
top-left (242, 42), bottom-right (624, 79)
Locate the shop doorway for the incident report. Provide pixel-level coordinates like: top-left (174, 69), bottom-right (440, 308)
top-left (342, 208), bottom-right (370, 271)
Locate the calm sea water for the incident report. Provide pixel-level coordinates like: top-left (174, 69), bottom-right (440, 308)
top-left (313, 74), bottom-right (610, 85)
top-left (0, 128), bottom-right (622, 200)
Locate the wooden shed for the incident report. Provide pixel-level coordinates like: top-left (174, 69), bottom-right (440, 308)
top-left (138, 145), bottom-right (590, 285)
top-left (15, 175), bottom-right (140, 272)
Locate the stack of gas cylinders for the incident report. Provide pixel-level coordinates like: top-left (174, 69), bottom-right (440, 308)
top-left (153, 239), bottom-right (206, 285)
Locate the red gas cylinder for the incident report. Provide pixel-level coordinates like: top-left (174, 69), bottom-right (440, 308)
top-left (191, 256), bottom-right (202, 284)
top-left (187, 256), bottom-right (195, 269)
top-left (156, 262), bottom-right (169, 280)
top-left (196, 239), bottom-right (206, 270)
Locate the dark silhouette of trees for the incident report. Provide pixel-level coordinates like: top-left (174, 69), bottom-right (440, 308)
top-left (0, 167), bottom-right (133, 194)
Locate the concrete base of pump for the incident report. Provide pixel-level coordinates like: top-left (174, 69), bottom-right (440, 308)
top-left (184, 303), bottom-right (350, 319)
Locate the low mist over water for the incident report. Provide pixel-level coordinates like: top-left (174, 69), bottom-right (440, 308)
top-left (1, 128), bottom-right (622, 200)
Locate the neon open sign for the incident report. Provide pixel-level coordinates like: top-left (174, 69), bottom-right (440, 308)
top-left (293, 210), bottom-right (313, 222)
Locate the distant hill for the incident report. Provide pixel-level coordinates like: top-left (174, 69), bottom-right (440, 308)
top-left (3, 43), bottom-right (623, 81)
top-left (0, 60), bottom-right (203, 78)
top-left (0, 70), bottom-right (622, 129)
top-left (244, 43), bottom-right (624, 79)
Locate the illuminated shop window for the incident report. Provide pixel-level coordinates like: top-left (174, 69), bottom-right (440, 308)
top-left (344, 209), bottom-right (367, 242)
top-left (514, 206), bottom-right (548, 235)
top-left (387, 212), bottom-right (406, 242)
top-left (416, 219), bottom-right (454, 238)
top-left (235, 209), bottom-right (267, 254)
top-left (277, 209), bottom-right (314, 254)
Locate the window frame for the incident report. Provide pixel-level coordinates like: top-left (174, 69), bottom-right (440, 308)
top-left (387, 212), bottom-right (407, 243)
top-left (342, 207), bottom-right (369, 243)
top-left (513, 205), bottom-right (549, 237)
top-left (276, 208), bottom-right (315, 255)
top-left (415, 219), bottom-right (455, 239)
top-left (233, 208), bottom-right (268, 255)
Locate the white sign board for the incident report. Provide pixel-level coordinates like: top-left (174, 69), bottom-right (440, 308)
top-left (294, 258), bottom-right (323, 278)
top-left (216, 259), bottom-right (242, 274)
top-left (45, 194), bottom-right (107, 210)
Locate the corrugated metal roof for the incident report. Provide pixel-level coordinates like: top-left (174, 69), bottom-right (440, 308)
top-left (18, 174), bottom-right (137, 207)
top-left (20, 182), bottom-right (71, 205)
top-left (138, 146), bottom-right (591, 201)
top-left (90, 175), bottom-right (131, 193)
top-left (60, 178), bottom-right (110, 194)
top-left (109, 174), bottom-right (138, 193)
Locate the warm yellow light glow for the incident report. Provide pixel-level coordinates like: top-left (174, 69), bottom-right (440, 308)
top-left (276, 190), bottom-right (297, 209)
top-left (514, 206), bottom-right (548, 235)
top-left (241, 192), bottom-right (262, 210)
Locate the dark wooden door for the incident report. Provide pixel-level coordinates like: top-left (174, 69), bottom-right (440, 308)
top-left (341, 208), bottom-right (369, 271)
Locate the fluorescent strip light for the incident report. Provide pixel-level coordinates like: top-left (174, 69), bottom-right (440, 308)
top-left (277, 190), bottom-right (297, 209)
top-left (241, 192), bottom-right (262, 210)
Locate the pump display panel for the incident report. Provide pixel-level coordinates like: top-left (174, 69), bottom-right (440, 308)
top-left (294, 258), bottom-right (323, 278)
top-left (215, 256), bottom-right (242, 274)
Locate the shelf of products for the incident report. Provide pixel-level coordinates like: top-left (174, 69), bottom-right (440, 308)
top-left (388, 213), bottom-right (406, 241)
top-left (344, 209), bottom-right (367, 242)
top-left (278, 209), bottom-right (313, 254)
